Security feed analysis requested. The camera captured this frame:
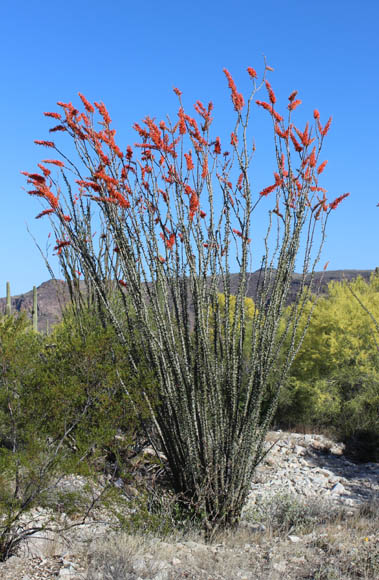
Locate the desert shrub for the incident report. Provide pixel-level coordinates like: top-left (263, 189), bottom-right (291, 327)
top-left (29, 305), bottom-right (154, 470)
top-left (0, 303), bottom-right (156, 559)
top-left (0, 312), bottom-right (46, 469)
top-left (0, 312), bottom-right (60, 559)
top-left (274, 275), bottom-right (379, 459)
top-left (275, 376), bottom-right (341, 428)
top-left (288, 275), bottom-right (379, 380)
top-left (244, 492), bottom-right (343, 534)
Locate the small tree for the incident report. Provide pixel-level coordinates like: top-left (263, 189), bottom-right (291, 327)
top-left (0, 313), bottom-right (94, 560)
top-left (276, 275), bottom-right (379, 439)
top-left (24, 64), bottom-right (348, 534)
top-left (0, 305), bottom-right (141, 560)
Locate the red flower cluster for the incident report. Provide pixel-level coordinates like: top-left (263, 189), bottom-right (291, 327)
top-left (329, 193), bottom-right (350, 210)
top-left (259, 171), bottom-right (283, 197)
top-left (315, 115), bottom-right (332, 137)
top-left (194, 100), bottom-right (213, 131)
top-left (201, 156), bottom-right (208, 179)
top-left (44, 112), bottom-right (61, 119)
top-left (231, 132), bottom-right (238, 146)
top-left (288, 99), bottom-right (302, 111)
top-left (34, 140), bottom-right (55, 147)
top-left (223, 69), bottom-right (245, 112)
top-left (22, 170), bottom-right (60, 210)
top-left (265, 80), bottom-right (276, 104)
top-left (294, 123), bottom-right (315, 147)
top-left (78, 92), bottom-right (95, 113)
top-left (290, 131), bottom-right (303, 153)
top-left (94, 101), bottom-right (111, 125)
top-left (274, 124), bottom-right (289, 140)
top-left (25, 68), bottom-right (346, 270)
top-left (214, 137), bottom-right (221, 154)
top-left (184, 151), bottom-right (194, 170)
top-left (42, 159), bottom-right (65, 167)
top-left (35, 209), bottom-right (54, 219)
top-left (247, 67), bottom-right (257, 79)
top-left (54, 239), bottom-right (71, 255)
top-left (321, 117), bottom-right (332, 136)
top-left (165, 233), bottom-right (176, 250)
top-left (256, 100), bottom-right (273, 114)
top-left (189, 190), bottom-right (200, 221)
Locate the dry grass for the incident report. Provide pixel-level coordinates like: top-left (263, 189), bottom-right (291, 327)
top-left (86, 495), bottom-right (379, 580)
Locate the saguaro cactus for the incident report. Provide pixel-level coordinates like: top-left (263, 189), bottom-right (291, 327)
top-left (6, 282), bottom-right (11, 316)
top-left (32, 285), bottom-right (38, 332)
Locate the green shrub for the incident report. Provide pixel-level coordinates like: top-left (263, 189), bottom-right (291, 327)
top-left (0, 304), bottom-right (157, 560)
top-left (274, 275), bottom-right (379, 459)
top-left (26, 303), bottom-right (156, 469)
top-left (0, 313), bottom-right (57, 559)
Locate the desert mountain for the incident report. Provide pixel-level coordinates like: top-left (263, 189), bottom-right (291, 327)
top-left (0, 269), bottom-right (376, 333)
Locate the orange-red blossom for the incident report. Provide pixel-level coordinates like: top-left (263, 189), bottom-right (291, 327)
top-left (223, 68), bottom-right (245, 112)
top-left (329, 193), bottom-right (350, 210)
top-left (25, 72), bottom-right (350, 268)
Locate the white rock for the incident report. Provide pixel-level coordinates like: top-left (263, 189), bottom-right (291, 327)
top-left (331, 445), bottom-right (344, 455)
top-left (288, 535), bottom-right (301, 543)
top-left (132, 557), bottom-right (148, 574)
top-left (293, 445), bottom-right (306, 455)
top-left (331, 482), bottom-right (346, 494)
top-left (273, 560), bottom-right (287, 571)
top-left (317, 468), bottom-right (334, 478)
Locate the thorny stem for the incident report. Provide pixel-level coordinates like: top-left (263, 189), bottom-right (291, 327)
top-left (24, 64), bottom-right (348, 535)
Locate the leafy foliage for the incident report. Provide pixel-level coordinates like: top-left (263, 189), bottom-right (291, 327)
top-left (0, 304), bottom-right (155, 559)
top-left (275, 274), bottom-right (379, 459)
top-left (0, 313), bottom-right (53, 559)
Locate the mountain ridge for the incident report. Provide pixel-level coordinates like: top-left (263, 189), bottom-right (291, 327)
top-left (1, 269), bottom-right (376, 332)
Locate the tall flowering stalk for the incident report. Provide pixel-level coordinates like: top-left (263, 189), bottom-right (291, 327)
top-left (24, 66), bottom-right (348, 534)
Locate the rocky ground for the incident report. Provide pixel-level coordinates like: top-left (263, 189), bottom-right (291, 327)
top-left (246, 431), bottom-right (378, 509)
top-left (0, 431), bottom-right (378, 580)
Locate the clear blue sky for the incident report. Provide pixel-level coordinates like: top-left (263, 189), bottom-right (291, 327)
top-left (1, 0), bottom-right (378, 296)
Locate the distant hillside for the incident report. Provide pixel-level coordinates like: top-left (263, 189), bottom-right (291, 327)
top-left (0, 279), bottom-right (72, 333)
top-left (0, 269), bottom-right (376, 332)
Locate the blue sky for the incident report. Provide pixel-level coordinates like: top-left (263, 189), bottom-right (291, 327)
top-left (1, 0), bottom-right (378, 295)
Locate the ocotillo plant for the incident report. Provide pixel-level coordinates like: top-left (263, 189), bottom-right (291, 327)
top-left (24, 64), bottom-right (349, 533)
top-left (32, 285), bottom-right (38, 332)
top-left (6, 281), bottom-right (11, 316)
